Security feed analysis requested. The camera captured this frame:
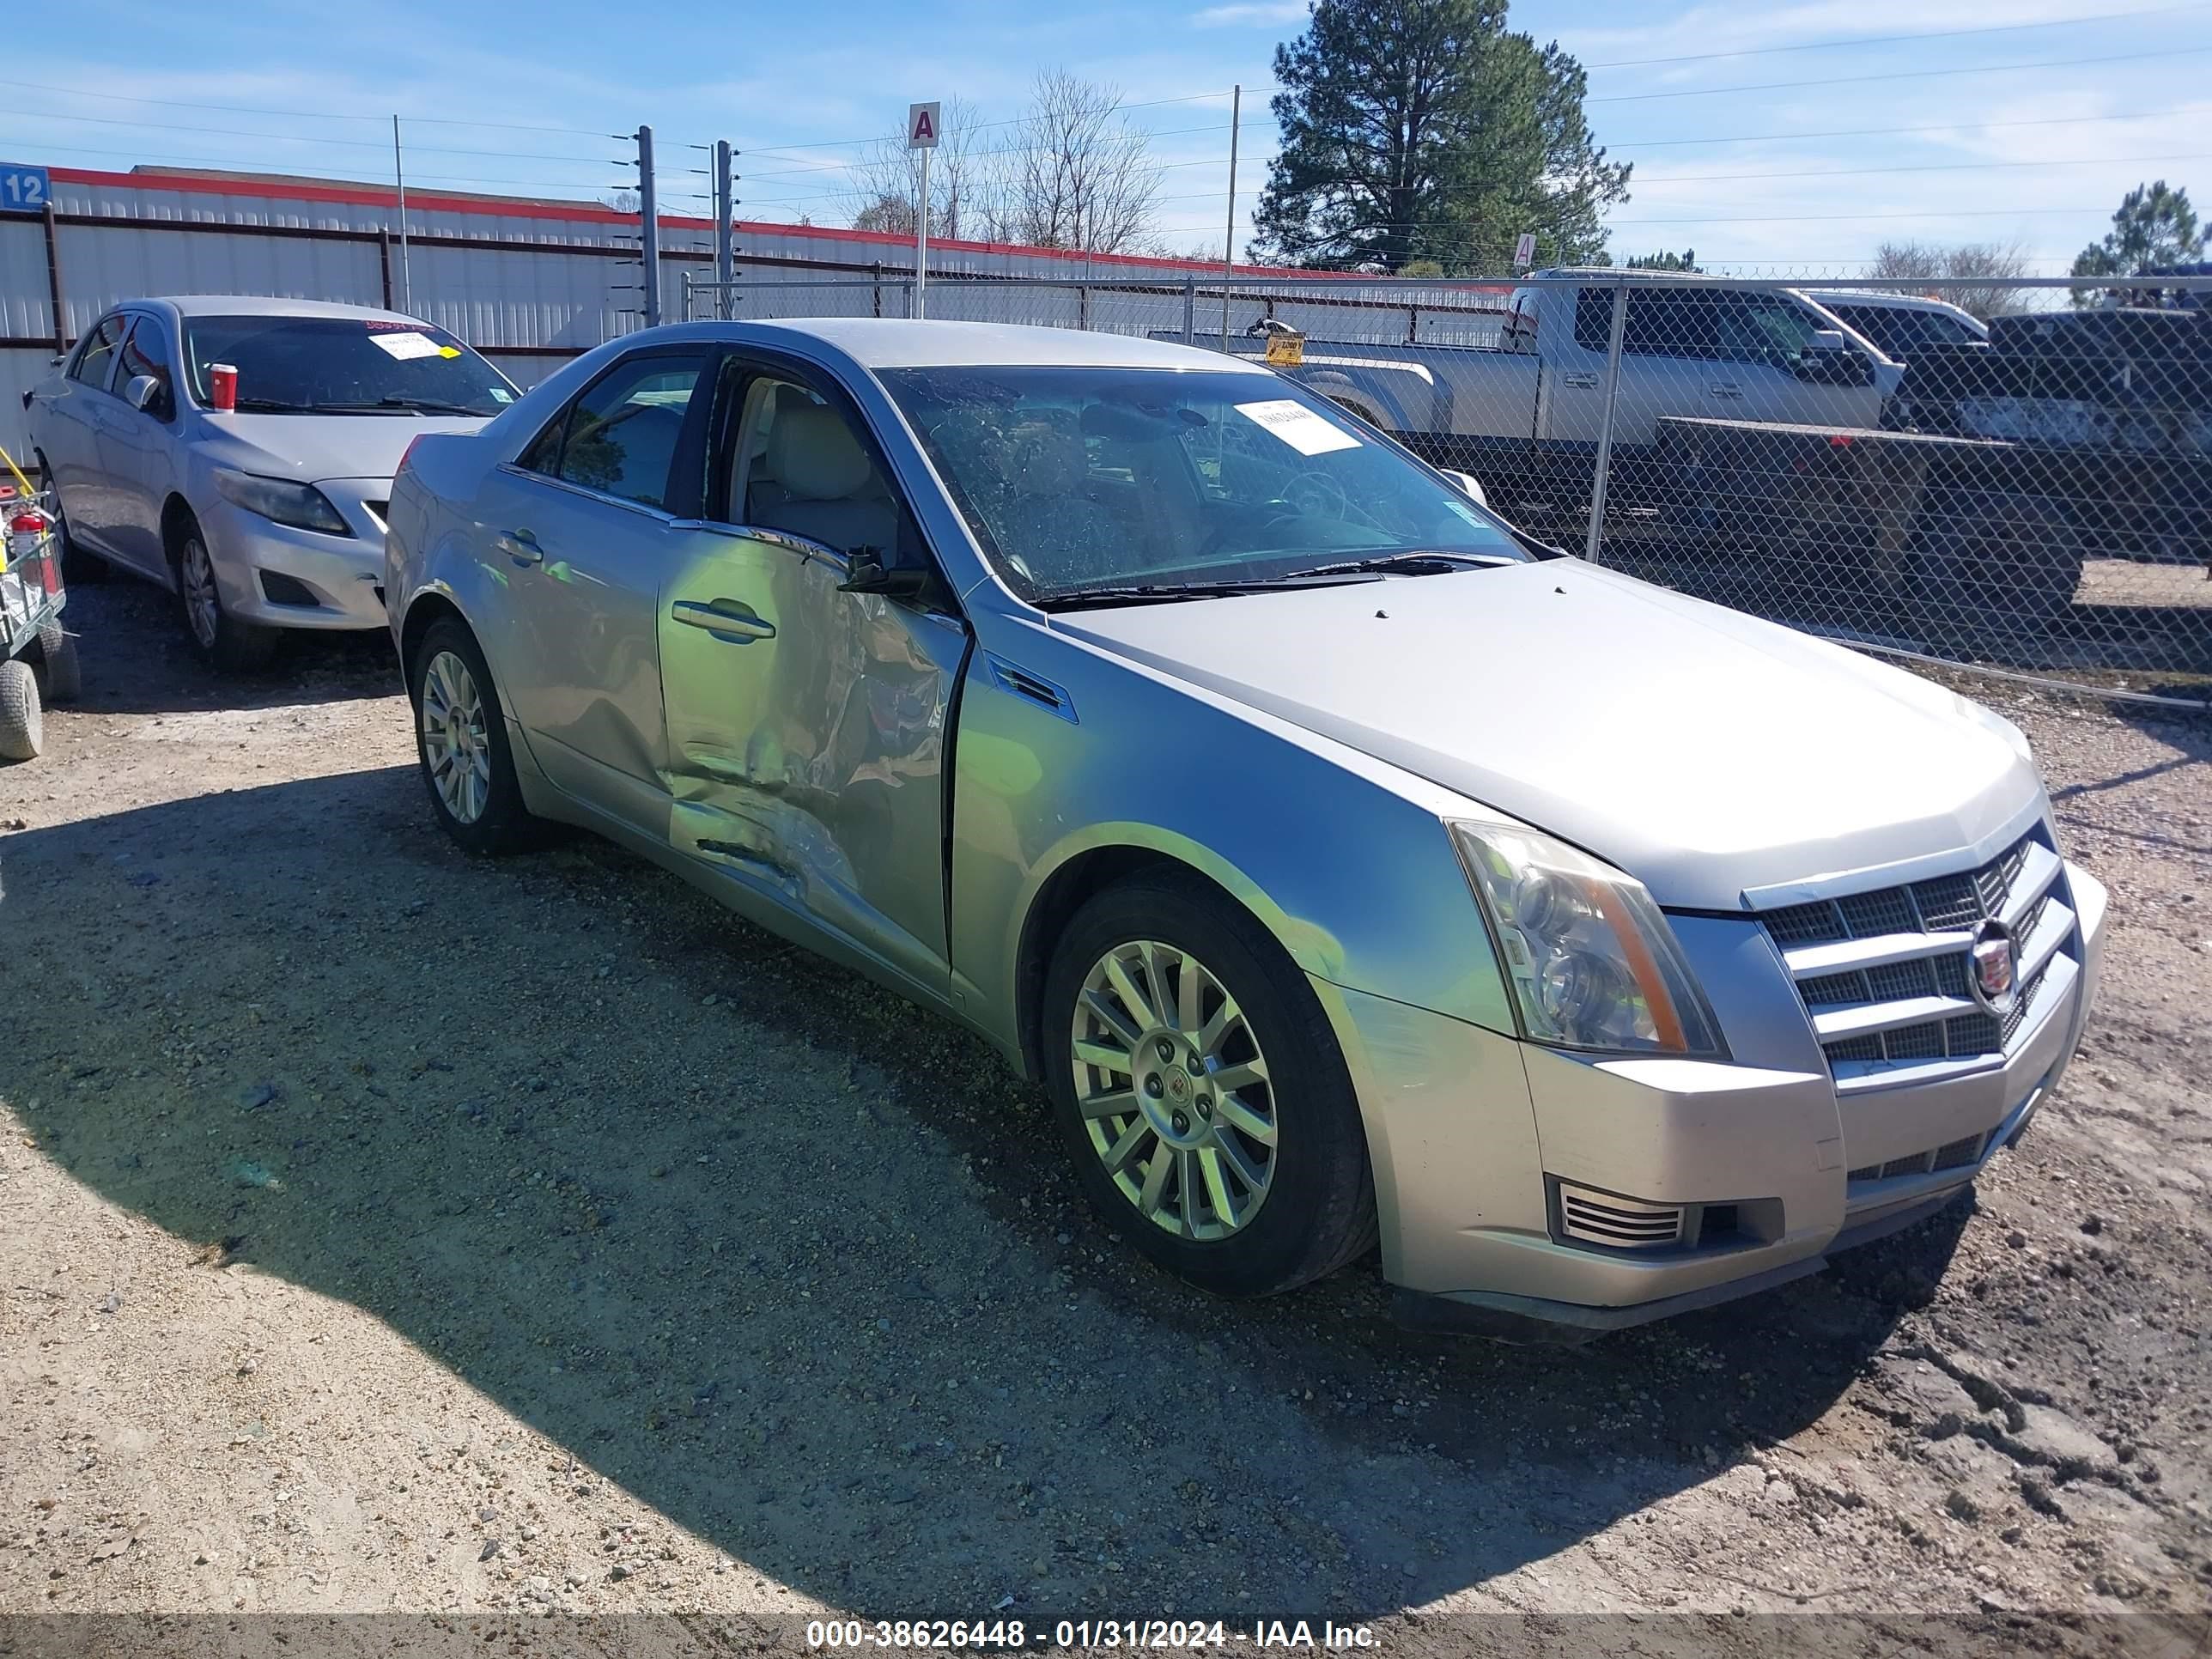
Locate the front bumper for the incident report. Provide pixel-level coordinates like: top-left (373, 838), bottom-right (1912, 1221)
top-left (200, 479), bottom-right (390, 631)
top-left (1319, 859), bottom-right (2106, 1342)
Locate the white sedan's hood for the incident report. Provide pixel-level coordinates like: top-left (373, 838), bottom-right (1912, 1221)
top-left (210, 412), bottom-right (486, 484)
top-left (1058, 560), bottom-right (2043, 910)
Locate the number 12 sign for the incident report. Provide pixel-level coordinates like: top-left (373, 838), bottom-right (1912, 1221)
top-left (1, 164), bottom-right (51, 213)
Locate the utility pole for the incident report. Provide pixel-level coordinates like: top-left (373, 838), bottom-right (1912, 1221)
top-left (713, 140), bottom-right (737, 320)
top-left (1220, 84), bottom-right (1240, 353)
top-left (635, 125), bottom-right (662, 329)
top-left (391, 115), bottom-right (411, 315)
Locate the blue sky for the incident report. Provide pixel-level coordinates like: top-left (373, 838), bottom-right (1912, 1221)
top-left (6, 0), bottom-right (2210, 273)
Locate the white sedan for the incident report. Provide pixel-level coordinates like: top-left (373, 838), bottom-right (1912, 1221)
top-left (26, 295), bottom-right (517, 669)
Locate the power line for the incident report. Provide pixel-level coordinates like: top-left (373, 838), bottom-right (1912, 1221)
top-left (0, 102), bottom-right (618, 162)
top-left (1588, 43), bottom-right (2212, 103)
top-left (1604, 104), bottom-right (2208, 150)
top-left (1582, 2), bottom-right (2209, 70)
top-left (6, 80), bottom-right (613, 138)
top-left (1634, 150), bottom-right (2212, 186)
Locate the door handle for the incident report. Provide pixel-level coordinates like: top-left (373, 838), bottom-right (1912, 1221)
top-left (672, 598), bottom-right (775, 642)
top-left (1561, 371), bottom-right (1599, 389)
top-left (497, 528), bottom-right (543, 567)
top-left (1708, 381), bottom-right (1743, 399)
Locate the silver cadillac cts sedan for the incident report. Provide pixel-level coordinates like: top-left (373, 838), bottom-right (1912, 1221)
top-left (385, 320), bottom-right (2106, 1341)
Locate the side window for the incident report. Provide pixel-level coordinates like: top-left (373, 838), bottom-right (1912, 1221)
top-left (115, 319), bottom-right (176, 421)
top-left (533, 351), bottom-right (708, 508)
top-left (1572, 289), bottom-right (1614, 353)
top-left (70, 316), bottom-right (126, 388)
top-left (1623, 289), bottom-right (1718, 360)
top-left (719, 370), bottom-right (902, 556)
top-left (1714, 293), bottom-right (1817, 367)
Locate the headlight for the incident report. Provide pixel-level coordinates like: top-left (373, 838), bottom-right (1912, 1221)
top-left (213, 471), bottom-right (353, 537)
top-left (1450, 821), bottom-right (1723, 1058)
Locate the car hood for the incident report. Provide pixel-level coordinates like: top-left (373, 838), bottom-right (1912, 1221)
top-left (202, 413), bottom-right (488, 483)
top-left (1055, 559), bottom-right (2042, 910)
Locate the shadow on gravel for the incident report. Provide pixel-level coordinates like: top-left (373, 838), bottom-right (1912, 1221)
top-left (52, 578), bottom-right (398, 717)
top-left (0, 770), bottom-right (1970, 1620)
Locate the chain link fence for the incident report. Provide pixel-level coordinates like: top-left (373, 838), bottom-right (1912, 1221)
top-left (684, 268), bottom-right (2212, 708)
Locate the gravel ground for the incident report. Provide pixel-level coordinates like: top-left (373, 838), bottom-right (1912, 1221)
top-left (2, 581), bottom-right (2208, 1654)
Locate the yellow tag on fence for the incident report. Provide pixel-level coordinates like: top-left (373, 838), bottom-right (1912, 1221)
top-left (1264, 332), bottom-right (1305, 367)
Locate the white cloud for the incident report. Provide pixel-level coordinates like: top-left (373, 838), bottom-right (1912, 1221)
top-left (1190, 2), bottom-right (1307, 28)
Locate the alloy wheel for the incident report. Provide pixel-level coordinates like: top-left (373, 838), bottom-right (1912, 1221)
top-left (181, 536), bottom-right (221, 650)
top-left (420, 649), bottom-right (494, 824)
top-left (1068, 939), bottom-right (1277, 1241)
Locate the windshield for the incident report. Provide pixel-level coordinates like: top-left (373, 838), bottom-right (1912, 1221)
top-left (180, 315), bottom-right (518, 416)
top-left (880, 365), bottom-right (1526, 600)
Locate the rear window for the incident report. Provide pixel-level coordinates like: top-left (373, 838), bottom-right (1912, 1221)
top-left (179, 315), bottom-right (519, 416)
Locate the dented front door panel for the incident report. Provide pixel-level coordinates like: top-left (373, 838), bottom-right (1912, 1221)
top-left (658, 529), bottom-right (965, 996)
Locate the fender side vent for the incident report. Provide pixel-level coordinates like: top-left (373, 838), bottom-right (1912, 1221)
top-left (986, 656), bottom-right (1076, 723)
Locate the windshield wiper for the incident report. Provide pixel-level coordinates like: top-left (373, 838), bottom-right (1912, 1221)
top-left (308, 396), bottom-right (489, 416)
top-left (1035, 573), bottom-right (1380, 611)
top-left (231, 395), bottom-right (312, 413)
top-left (1291, 550), bottom-right (1518, 579)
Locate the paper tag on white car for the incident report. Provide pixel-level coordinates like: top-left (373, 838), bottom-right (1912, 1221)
top-left (369, 331), bottom-right (444, 361)
top-left (1234, 399), bottom-right (1362, 456)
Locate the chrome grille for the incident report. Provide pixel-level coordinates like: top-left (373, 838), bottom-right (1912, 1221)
top-left (1556, 1184), bottom-right (1686, 1249)
top-left (1757, 827), bottom-right (2075, 1079)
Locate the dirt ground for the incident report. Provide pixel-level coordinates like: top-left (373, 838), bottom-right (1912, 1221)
top-left (2, 580), bottom-right (2209, 1656)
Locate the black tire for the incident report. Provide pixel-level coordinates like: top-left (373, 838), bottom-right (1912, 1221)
top-left (0, 657), bottom-right (43, 761)
top-left (171, 512), bottom-right (278, 672)
top-left (36, 461), bottom-right (108, 586)
top-left (408, 617), bottom-right (535, 855)
top-left (1908, 490), bottom-right (2085, 630)
top-left (33, 618), bottom-right (80, 703)
top-left (1042, 871), bottom-right (1378, 1297)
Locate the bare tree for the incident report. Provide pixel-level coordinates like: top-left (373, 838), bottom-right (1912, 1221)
top-left (1869, 240), bottom-right (2034, 319)
top-left (1009, 70), bottom-right (1162, 253)
top-left (846, 96), bottom-right (1005, 241)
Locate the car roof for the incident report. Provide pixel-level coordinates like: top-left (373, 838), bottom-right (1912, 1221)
top-left (1802, 289), bottom-right (1977, 315)
top-left (652, 318), bottom-right (1278, 373)
top-left (142, 295), bottom-right (434, 325)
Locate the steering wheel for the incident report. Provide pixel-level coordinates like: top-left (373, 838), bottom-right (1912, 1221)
top-left (1280, 472), bottom-right (1348, 520)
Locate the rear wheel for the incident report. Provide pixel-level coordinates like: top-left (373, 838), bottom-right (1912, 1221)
top-left (173, 514), bottom-right (277, 672)
top-left (409, 617), bottom-right (534, 855)
top-left (1042, 872), bottom-right (1377, 1297)
top-left (33, 618), bottom-right (79, 702)
top-left (0, 658), bottom-right (43, 761)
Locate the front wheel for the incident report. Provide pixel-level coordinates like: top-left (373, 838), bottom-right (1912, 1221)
top-left (33, 619), bottom-right (80, 703)
top-left (174, 518), bottom-right (277, 672)
top-left (1042, 872), bottom-right (1377, 1297)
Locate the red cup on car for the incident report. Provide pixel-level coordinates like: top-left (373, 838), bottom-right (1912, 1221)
top-left (209, 362), bottom-right (238, 411)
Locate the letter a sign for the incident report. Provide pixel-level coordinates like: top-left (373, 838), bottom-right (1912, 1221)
top-left (908, 101), bottom-right (941, 150)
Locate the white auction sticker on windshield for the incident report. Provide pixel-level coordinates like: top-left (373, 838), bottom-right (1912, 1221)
top-left (1234, 398), bottom-right (1362, 456)
top-left (369, 330), bottom-right (443, 361)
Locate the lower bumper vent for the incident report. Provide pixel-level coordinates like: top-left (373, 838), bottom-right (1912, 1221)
top-left (1557, 1184), bottom-right (1685, 1249)
top-left (1848, 1130), bottom-right (1991, 1185)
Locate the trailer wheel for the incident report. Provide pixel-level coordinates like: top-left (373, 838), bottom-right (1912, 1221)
top-left (33, 619), bottom-right (80, 703)
top-left (0, 658), bottom-right (43, 761)
top-left (1908, 490), bottom-right (2085, 629)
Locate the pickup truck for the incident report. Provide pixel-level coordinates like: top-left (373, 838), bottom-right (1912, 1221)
top-left (1236, 270), bottom-right (1901, 524)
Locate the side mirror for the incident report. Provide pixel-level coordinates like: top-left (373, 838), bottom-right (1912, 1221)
top-left (1439, 468), bottom-right (1488, 507)
top-left (1804, 329), bottom-right (1849, 355)
top-left (123, 374), bottom-right (161, 412)
top-left (837, 547), bottom-right (935, 600)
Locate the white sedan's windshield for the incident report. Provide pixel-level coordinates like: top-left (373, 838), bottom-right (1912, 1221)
top-left (882, 366), bottom-right (1525, 599)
